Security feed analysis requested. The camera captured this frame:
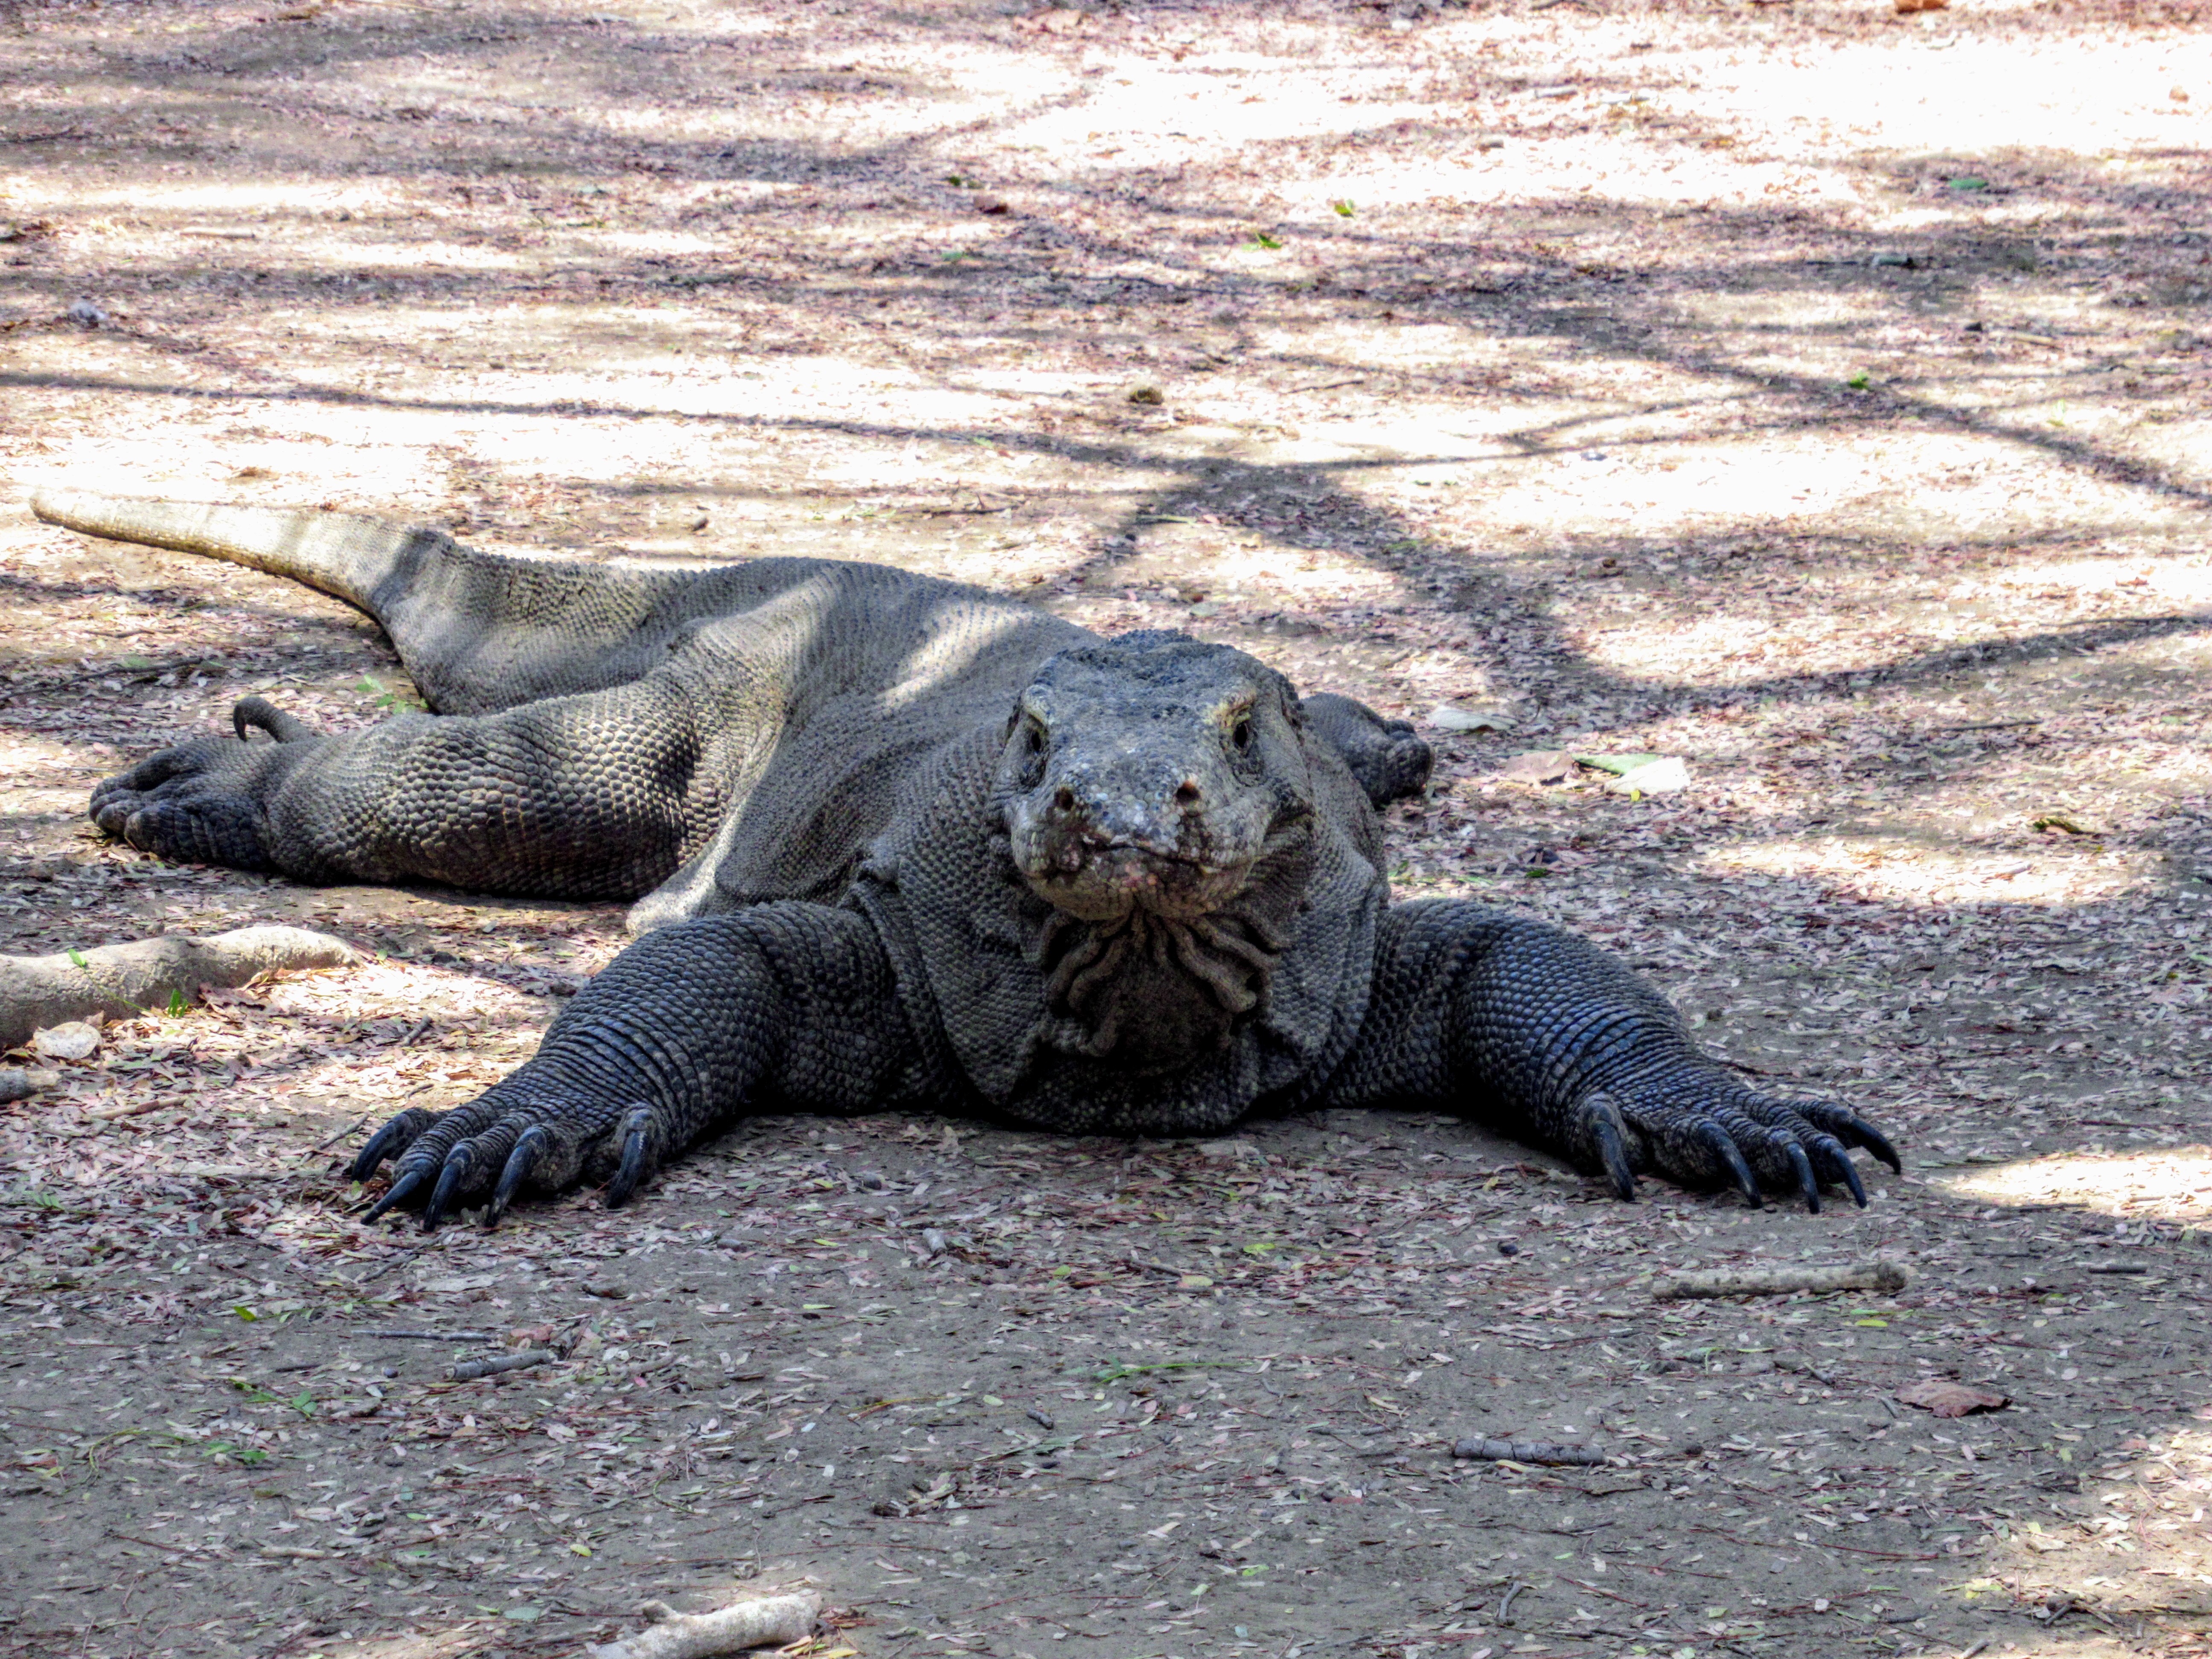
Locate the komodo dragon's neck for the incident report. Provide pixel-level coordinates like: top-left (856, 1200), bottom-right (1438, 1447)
top-left (1016, 819), bottom-right (1317, 1074)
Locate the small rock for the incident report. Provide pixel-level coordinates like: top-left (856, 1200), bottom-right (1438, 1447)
top-left (31, 1022), bottom-right (99, 1062)
top-left (1127, 384), bottom-right (1164, 406)
top-left (66, 298), bottom-right (108, 328)
top-left (1869, 250), bottom-right (1916, 269)
top-left (853, 1168), bottom-right (887, 1191)
top-left (582, 1281), bottom-right (627, 1299)
top-left (972, 195), bottom-right (1010, 215)
top-left (1428, 702), bottom-right (1516, 735)
top-left (921, 1227), bottom-right (949, 1257)
top-left (1602, 756), bottom-right (1690, 795)
top-left (1196, 1138), bottom-right (1257, 1161)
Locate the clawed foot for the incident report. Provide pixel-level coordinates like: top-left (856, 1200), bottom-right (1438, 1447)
top-left (348, 1093), bottom-right (673, 1231)
top-left (88, 699), bottom-right (321, 867)
top-left (1564, 1084), bottom-right (1899, 1212)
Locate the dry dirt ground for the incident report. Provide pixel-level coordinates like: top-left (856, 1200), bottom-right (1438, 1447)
top-left (2, 0), bottom-right (2211, 1655)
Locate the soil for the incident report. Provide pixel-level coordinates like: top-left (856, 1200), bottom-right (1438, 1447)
top-left (1, 0), bottom-right (2209, 1656)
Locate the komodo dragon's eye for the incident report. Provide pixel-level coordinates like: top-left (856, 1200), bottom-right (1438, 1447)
top-left (1024, 718), bottom-right (1048, 755)
top-left (1229, 713), bottom-right (1254, 752)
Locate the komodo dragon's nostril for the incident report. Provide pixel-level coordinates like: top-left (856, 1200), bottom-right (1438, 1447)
top-left (1175, 780), bottom-right (1202, 806)
top-left (1054, 786), bottom-right (1077, 812)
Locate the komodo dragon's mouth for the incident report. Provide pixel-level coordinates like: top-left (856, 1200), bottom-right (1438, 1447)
top-left (1020, 834), bottom-right (1253, 923)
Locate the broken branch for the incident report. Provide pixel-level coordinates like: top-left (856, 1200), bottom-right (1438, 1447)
top-left (1653, 1257), bottom-right (1908, 1301)
top-left (0, 926), bottom-right (358, 1052)
top-left (585, 1591), bottom-right (821, 1659)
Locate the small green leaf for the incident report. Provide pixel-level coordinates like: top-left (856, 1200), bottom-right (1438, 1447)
top-left (233, 1305), bottom-right (259, 1321)
top-left (167, 988), bottom-right (188, 1017)
top-left (66, 949), bottom-right (88, 969)
top-left (1574, 753), bottom-right (1663, 777)
top-left (1331, 200), bottom-right (1354, 218)
top-left (1846, 373), bottom-right (1871, 390)
top-left (1249, 232), bottom-right (1283, 250)
top-left (119, 654), bottom-right (156, 670)
top-left (1947, 176), bottom-right (1988, 192)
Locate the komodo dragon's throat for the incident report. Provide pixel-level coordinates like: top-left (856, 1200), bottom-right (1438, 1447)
top-left (33, 490), bottom-right (1900, 1231)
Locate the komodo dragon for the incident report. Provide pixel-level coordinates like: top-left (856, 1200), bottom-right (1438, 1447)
top-left (33, 490), bottom-right (1898, 1229)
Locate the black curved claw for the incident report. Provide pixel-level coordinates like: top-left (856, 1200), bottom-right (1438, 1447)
top-left (362, 1163), bottom-right (430, 1224)
top-left (1782, 1139), bottom-right (1821, 1214)
top-left (421, 1141), bottom-right (477, 1233)
top-left (1697, 1121), bottom-right (1761, 1208)
top-left (1807, 1132), bottom-right (1868, 1208)
top-left (486, 1125), bottom-right (549, 1228)
top-left (1582, 1094), bottom-right (1637, 1202)
top-left (348, 1112), bottom-right (420, 1182)
top-left (604, 1106), bottom-right (654, 1209)
top-left (231, 696), bottom-right (317, 745)
top-left (1837, 1111), bottom-right (1903, 1174)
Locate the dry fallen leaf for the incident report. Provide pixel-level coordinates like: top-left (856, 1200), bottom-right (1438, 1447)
top-left (30, 1021), bottom-right (101, 1062)
top-left (1497, 750), bottom-right (1576, 784)
top-left (1896, 1379), bottom-right (2008, 1417)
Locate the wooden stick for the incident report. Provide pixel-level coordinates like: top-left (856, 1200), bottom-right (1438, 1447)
top-left (1653, 1257), bottom-right (1908, 1301)
top-left (586, 1592), bottom-right (820, 1659)
top-left (0, 926), bottom-right (357, 1051)
top-left (451, 1349), bottom-right (553, 1381)
top-left (1453, 1437), bottom-right (1607, 1466)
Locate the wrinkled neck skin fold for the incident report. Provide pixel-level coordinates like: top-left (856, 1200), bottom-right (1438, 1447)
top-left (1003, 809), bottom-right (1318, 1074)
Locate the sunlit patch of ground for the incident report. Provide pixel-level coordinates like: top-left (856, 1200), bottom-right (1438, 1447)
top-left (1973, 1421), bottom-right (2212, 1636)
top-left (1939, 1149), bottom-right (2212, 1223)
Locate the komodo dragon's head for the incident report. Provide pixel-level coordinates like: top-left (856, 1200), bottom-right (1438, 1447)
top-left (993, 632), bottom-right (1327, 1065)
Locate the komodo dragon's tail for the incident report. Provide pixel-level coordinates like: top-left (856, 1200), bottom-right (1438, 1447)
top-left (30, 490), bottom-right (477, 617)
top-left (29, 489), bottom-right (694, 715)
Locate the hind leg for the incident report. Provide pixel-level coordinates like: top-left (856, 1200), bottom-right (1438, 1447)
top-left (1302, 693), bottom-right (1433, 807)
top-left (91, 672), bottom-right (721, 899)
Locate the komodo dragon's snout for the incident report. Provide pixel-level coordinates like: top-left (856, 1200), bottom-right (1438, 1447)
top-left (999, 633), bottom-right (1306, 926)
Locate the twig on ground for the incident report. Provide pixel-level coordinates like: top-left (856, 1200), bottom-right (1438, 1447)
top-left (0, 926), bottom-right (358, 1051)
top-left (1653, 1257), bottom-right (1908, 1300)
top-left (585, 1591), bottom-right (820, 1659)
top-left (453, 1348), bottom-right (553, 1381)
top-left (310, 1112), bottom-right (371, 1153)
top-left (1453, 1437), bottom-right (1608, 1466)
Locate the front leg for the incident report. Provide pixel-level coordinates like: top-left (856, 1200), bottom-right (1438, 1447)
top-left (90, 676), bottom-right (713, 898)
top-left (351, 903), bottom-right (930, 1229)
top-left (1330, 901), bottom-right (1899, 1209)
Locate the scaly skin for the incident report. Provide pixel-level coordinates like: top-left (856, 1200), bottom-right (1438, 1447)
top-left (35, 490), bottom-right (1901, 1226)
